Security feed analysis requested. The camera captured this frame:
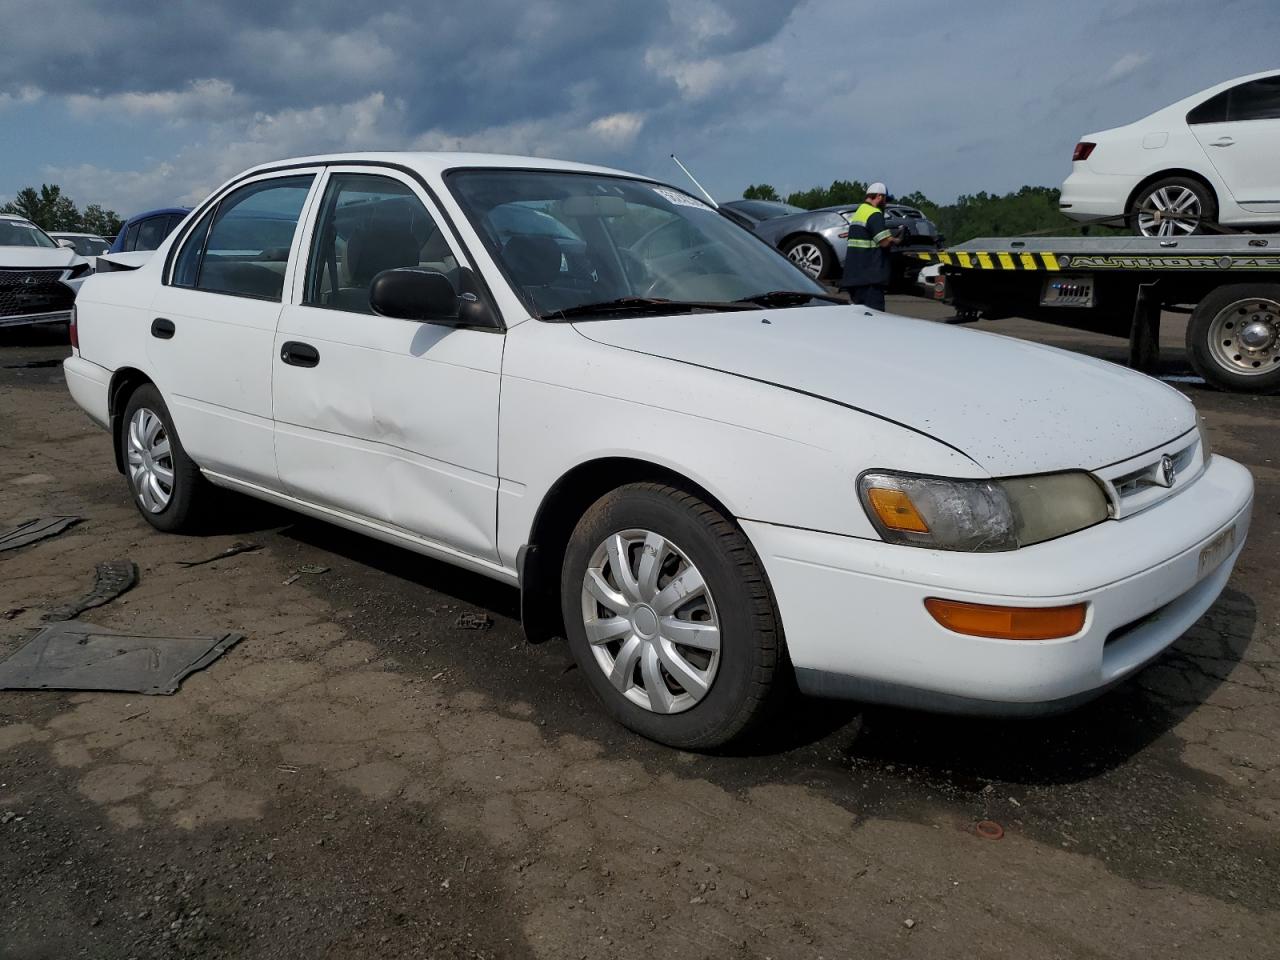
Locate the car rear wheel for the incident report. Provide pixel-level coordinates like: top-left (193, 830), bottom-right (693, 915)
top-left (1129, 176), bottom-right (1217, 237)
top-left (120, 384), bottom-right (212, 532)
top-left (560, 482), bottom-right (786, 749)
top-left (1186, 283), bottom-right (1280, 394)
top-left (781, 235), bottom-right (833, 281)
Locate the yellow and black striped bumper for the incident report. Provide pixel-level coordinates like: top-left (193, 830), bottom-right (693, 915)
top-left (910, 250), bottom-right (1063, 270)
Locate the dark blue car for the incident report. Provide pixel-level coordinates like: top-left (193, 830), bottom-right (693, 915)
top-left (110, 207), bottom-right (191, 253)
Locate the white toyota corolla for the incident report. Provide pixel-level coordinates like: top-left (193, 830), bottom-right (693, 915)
top-left (63, 153), bottom-right (1253, 748)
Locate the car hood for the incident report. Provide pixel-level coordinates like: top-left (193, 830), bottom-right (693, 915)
top-left (572, 305), bottom-right (1195, 476)
top-left (0, 246), bottom-right (84, 269)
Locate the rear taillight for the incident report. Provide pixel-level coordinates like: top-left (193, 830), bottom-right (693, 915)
top-left (69, 305), bottom-right (78, 350)
top-left (1072, 141), bottom-right (1096, 162)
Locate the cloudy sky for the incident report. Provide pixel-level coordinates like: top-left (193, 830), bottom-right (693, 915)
top-left (0, 0), bottom-right (1275, 217)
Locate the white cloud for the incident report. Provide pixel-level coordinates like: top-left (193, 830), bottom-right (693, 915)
top-left (588, 112), bottom-right (646, 146)
top-left (0, 86), bottom-right (42, 110)
top-left (1104, 52), bottom-right (1152, 84)
top-left (66, 79), bottom-right (242, 122)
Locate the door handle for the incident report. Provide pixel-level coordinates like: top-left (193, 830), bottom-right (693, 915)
top-left (151, 317), bottom-right (175, 339)
top-left (280, 341), bottom-right (320, 368)
top-left (1210, 137), bottom-right (1235, 147)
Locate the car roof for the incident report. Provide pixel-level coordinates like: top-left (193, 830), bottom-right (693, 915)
top-left (121, 207), bottom-right (191, 223)
top-left (236, 151), bottom-right (643, 183)
top-left (1154, 68), bottom-right (1280, 117)
top-left (0, 213), bottom-right (35, 223)
top-left (50, 231), bottom-right (104, 237)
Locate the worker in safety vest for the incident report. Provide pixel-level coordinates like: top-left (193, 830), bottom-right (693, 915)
top-left (839, 182), bottom-right (901, 311)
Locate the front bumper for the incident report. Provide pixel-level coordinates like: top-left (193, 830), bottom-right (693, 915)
top-left (743, 455), bottom-right (1253, 715)
top-left (0, 309), bottom-right (72, 329)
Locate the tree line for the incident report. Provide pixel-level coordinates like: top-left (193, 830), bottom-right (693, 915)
top-left (1, 184), bottom-right (124, 239)
top-left (742, 180), bottom-right (1122, 244)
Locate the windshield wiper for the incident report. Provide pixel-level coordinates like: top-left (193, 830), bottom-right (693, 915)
top-left (734, 290), bottom-right (846, 307)
top-left (543, 296), bottom-right (761, 321)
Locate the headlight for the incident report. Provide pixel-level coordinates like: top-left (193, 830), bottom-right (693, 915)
top-left (858, 470), bottom-right (1110, 552)
top-left (1197, 420), bottom-right (1212, 462)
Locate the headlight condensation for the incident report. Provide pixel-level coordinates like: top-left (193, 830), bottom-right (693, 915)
top-left (859, 470), bottom-right (1109, 552)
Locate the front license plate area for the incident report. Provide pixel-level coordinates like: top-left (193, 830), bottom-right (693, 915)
top-left (1198, 525), bottom-right (1236, 579)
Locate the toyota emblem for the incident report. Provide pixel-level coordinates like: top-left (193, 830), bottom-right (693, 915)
top-left (1159, 455), bottom-right (1176, 487)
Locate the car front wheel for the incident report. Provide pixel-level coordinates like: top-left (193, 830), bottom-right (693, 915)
top-left (120, 383), bottom-right (212, 532)
top-left (560, 483), bottom-right (786, 749)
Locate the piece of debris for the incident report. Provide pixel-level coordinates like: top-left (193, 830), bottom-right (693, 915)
top-left (0, 622), bottom-right (243, 695)
top-left (975, 820), bottom-right (1005, 841)
top-left (3, 608), bottom-right (25, 620)
top-left (177, 541), bottom-right (261, 568)
top-left (43, 560), bottom-right (138, 622)
top-left (0, 516), bottom-right (81, 553)
top-left (904, 919), bottom-right (916, 930)
top-left (297, 564), bottom-right (329, 575)
top-left (282, 574), bottom-right (301, 586)
top-left (456, 612), bottom-right (493, 631)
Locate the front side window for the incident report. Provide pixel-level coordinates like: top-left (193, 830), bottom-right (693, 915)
top-left (447, 169), bottom-right (824, 318)
top-left (175, 176), bottom-right (313, 301)
top-left (304, 174), bottom-right (456, 315)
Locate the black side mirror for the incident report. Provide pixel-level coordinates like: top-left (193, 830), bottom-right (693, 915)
top-left (369, 267), bottom-right (500, 329)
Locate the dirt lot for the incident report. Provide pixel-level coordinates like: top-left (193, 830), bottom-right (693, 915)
top-left (2, 301), bottom-right (1278, 959)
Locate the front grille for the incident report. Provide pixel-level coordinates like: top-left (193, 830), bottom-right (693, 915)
top-left (1094, 431), bottom-right (1203, 519)
top-left (0, 268), bottom-right (74, 319)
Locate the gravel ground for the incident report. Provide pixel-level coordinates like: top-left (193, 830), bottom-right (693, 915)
top-left (1, 301), bottom-right (1277, 959)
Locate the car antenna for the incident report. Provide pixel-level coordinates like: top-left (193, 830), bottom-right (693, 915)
top-left (670, 153), bottom-right (719, 208)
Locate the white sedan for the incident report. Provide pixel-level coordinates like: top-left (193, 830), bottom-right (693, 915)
top-left (1061, 69), bottom-right (1280, 236)
top-left (63, 152), bottom-right (1253, 748)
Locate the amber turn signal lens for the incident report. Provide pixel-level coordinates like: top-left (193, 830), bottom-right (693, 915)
top-left (866, 488), bottom-right (930, 533)
top-left (924, 598), bottom-right (1086, 640)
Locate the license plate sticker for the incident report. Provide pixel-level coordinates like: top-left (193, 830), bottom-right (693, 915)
top-left (1198, 525), bottom-right (1236, 578)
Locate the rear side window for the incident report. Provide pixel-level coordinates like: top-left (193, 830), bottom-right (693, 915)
top-left (135, 216), bottom-right (171, 252)
top-left (174, 176), bottom-right (314, 301)
top-left (1230, 76), bottom-right (1280, 122)
top-left (124, 221), bottom-right (141, 251)
top-left (1188, 78), bottom-right (1280, 124)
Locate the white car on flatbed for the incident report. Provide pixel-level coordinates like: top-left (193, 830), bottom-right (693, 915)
top-left (1062, 69), bottom-right (1280, 236)
top-left (63, 152), bottom-right (1254, 748)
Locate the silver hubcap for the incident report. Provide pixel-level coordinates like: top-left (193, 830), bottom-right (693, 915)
top-left (580, 529), bottom-right (721, 715)
top-left (1208, 298), bottom-right (1280, 376)
top-left (126, 407), bottom-right (175, 513)
top-left (1137, 186), bottom-right (1202, 237)
top-left (787, 242), bottom-right (825, 279)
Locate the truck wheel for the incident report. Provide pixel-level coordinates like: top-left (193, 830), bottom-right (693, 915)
top-left (120, 384), bottom-right (213, 531)
top-left (560, 482), bottom-right (786, 749)
top-left (781, 235), bottom-right (833, 281)
top-left (1185, 284), bottom-right (1280, 394)
top-left (1129, 176), bottom-right (1217, 237)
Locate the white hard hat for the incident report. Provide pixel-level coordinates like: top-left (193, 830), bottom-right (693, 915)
top-left (867, 182), bottom-right (888, 196)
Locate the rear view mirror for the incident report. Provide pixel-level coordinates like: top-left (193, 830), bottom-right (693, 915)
top-left (555, 195), bottom-right (627, 218)
top-left (56, 238), bottom-right (77, 249)
top-left (369, 268), bottom-right (500, 329)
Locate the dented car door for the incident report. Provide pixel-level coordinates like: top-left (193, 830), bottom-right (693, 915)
top-left (271, 167), bottom-right (503, 562)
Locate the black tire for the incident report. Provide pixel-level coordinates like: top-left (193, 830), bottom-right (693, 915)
top-left (560, 483), bottom-right (786, 750)
top-left (1185, 283), bottom-right (1280, 394)
top-left (1128, 176), bottom-right (1218, 237)
top-left (780, 234), bottom-right (833, 282)
top-left (119, 383), bottom-right (212, 532)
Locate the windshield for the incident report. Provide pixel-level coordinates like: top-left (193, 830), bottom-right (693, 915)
top-left (447, 169), bottom-right (825, 319)
top-left (56, 235), bottom-right (110, 256)
top-left (733, 200), bottom-right (807, 220)
top-left (0, 219), bottom-right (57, 248)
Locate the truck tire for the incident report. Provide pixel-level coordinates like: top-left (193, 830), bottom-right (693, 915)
top-left (1185, 283), bottom-right (1280, 394)
top-left (560, 482), bottom-right (787, 750)
top-left (1129, 176), bottom-right (1217, 237)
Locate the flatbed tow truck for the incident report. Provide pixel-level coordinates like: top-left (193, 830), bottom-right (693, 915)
top-left (908, 235), bottom-right (1280, 394)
